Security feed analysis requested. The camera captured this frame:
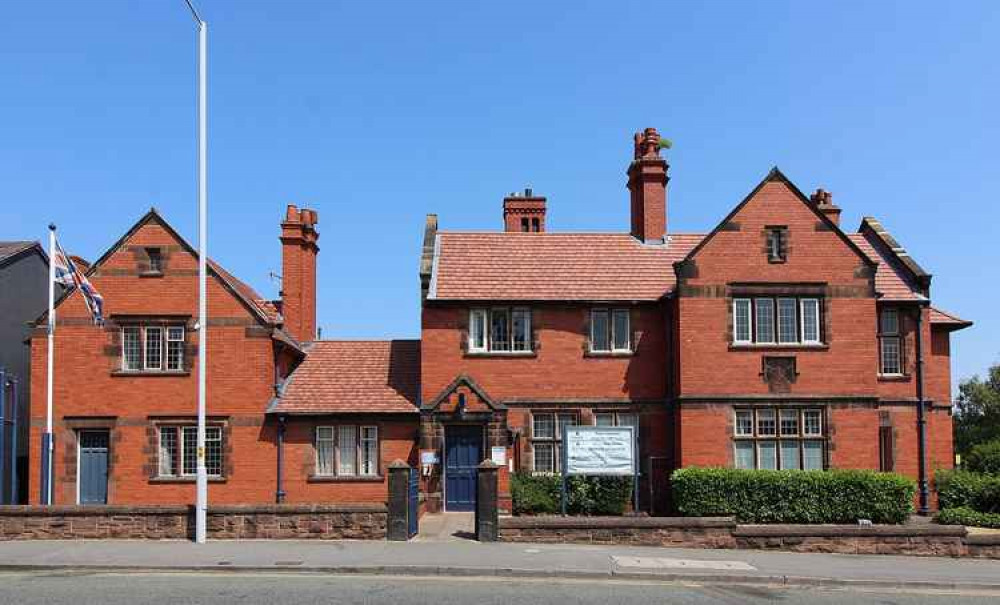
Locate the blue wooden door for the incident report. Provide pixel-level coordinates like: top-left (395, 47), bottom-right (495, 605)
top-left (78, 431), bottom-right (109, 505)
top-left (445, 425), bottom-right (482, 512)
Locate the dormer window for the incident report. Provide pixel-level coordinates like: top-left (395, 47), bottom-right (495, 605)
top-left (766, 227), bottom-right (787, 263)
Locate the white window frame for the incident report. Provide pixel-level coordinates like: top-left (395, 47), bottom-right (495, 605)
top-left (158, 426), bottom-right (178, 477)
top-left (531, 412), bottom-right (577, 473)
top-left (360, 426), bottom-right (379, 477)
top-left (777, 298), bottom-right (798, 344)
top-left (755, 298), bottom-right (776, 344)
top-left (315, 425), bottom-right (379, 477)
top-left (121, 326), bottom-right (142, 371)
top-left (315, 426), bottom-right (336, 476)
top-left (733, 298), bottom-right (752, 344)
top-left (143, 326), bottom-right (163, 371)
top-left (469, 307), bottom-right (533, 354)
top-left (166, 326), bottom-right (185, 371)
top-left (734, 408), bottom-right (825, 471)
top-left (879, 308), bottom-right (903, 376)
top-left (158, 424), bottom-right (223, 478)
top-left (800, 298), bottom-right (821, 344)
top-left (611, 309), bottom-right (631, 352)
top-left (468, 309), bottom-right (487, 353)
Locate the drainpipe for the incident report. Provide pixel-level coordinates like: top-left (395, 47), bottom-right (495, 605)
top-left (914, 306), bottom-right (929, 515)
top-left (9, 376), bottom-right (18, 504)
top-left (275, 414), bottom-right (287, 504)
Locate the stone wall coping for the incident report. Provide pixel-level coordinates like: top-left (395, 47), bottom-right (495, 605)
top-left (500, 515), bottom-right (736, 529)
top-left (0, 503), bottom-right (387, 517)
top-left (733, 524), bottom-right (968, 538)
top-left (966, 533), bottom-right (1000, 546)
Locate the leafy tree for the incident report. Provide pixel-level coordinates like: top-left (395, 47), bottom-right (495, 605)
top-left (954, 362), bottom-right (1000, 455)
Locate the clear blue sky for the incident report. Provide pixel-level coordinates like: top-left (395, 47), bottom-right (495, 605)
top-left (2, 1), bottom-right (997, 388)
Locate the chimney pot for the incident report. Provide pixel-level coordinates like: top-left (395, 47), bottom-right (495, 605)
top-left (810, 188), bottom-right (841, 227)
top-left (503, 190), bottom-right (546, 233)
top-left (627, 127), bottom-right (669, 242)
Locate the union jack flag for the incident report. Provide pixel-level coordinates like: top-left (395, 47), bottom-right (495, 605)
top-left (52, 237), bottom-right (104, 323)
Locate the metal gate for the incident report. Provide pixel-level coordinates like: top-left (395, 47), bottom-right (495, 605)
top-left (407, 467), bottom-right (419, 538)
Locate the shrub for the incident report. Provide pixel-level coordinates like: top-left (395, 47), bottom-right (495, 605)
top-left (935, 469), bottom-right (1000, 513)
top-left (511, 473), bottom-right (633, 516)
top-left (965, 440), bottom-right (1000, 475)
top-left (936, 506), bottom-right (1000, 529)
top-left (671, 467), bottom-right (915, 524)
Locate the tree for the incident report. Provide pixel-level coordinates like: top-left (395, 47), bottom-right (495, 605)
top-left (954, 362), bottom-right (1000, 455)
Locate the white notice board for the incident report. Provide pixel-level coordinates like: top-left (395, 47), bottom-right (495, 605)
top-left (563, 426), bottom-right (635, 476)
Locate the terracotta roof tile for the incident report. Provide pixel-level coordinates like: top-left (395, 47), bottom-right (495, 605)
top-left (270, 340), bottom-right (420, 414)
top-left (848, 233), bottom-right (925, 302)
top-left (430, 232), bottom-right (703, 301)
top-left (207, 259), bottom-right (281, 323)
top-left (930, 307), bottom-right (972, 328)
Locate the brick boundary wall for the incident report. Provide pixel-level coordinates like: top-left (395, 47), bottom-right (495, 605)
top-left (498, 516), bottom-right (1000, 559)
top-left (499, 516), bottom-right (738, 549)
top-left (0, 504), bottom-right (387, 541)
top-left (732, 524), bottom-right (968, 557)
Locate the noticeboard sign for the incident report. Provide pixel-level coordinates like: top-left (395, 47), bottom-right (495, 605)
top-left (563, 426), bottom-right (635, 476)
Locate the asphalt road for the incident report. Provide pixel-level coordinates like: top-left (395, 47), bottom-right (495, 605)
top-left (0, 572), bottom-right (997, 605)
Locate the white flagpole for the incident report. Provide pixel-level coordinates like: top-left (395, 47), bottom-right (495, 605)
top-left (44, 224), bottom-right (56, 505)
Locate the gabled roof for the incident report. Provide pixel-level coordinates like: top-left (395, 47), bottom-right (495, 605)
top-left (42, 209), bottom-right (282, 329)
top-left (678, 167), bottom-right (876, 268)
top-left (429, 232), bottom-right (703, 302)
top-left (422, 374), bottom-right (503, 411)
top-left (268, 340), bottom-right (420, 415)
top-left (0, 241), bottom-right (43, 268)
top-left (929, 307), bottom-right (972, 331)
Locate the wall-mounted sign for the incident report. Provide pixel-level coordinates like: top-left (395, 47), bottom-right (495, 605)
top-left (564, 426), bottom-right (635, 476)
top-left (491, 446), bottom-right (507, 466)
top-left (420, 451), bottom-right (439, 465)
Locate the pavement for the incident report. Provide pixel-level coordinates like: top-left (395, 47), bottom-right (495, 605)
top-left (0, 534), bottom-right (999, 592)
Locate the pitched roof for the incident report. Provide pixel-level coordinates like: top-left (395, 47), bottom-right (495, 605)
top-left (41, 209), bottom-right (283, 329)
top-left (929, 307), bottom-right (972, 330)
top-left (429, 232), bottom-right (703, 301)
top-left (0, 241), bottom-right (41, 267)
top-left (269, 340), bottom-right (420, 415)
top-left (848, 232), bottom-right (927, 302)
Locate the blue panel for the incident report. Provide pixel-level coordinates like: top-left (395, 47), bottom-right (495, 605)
top-left (79, 431), bottom-right (109, 505)
top-left (408, 468), bottom-right (419, 538)
top-left (445, 425), bottom-right (482, 512)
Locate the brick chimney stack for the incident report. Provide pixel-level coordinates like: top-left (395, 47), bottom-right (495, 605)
top-left (280, 204), bottom-right (319, 342)
top-left (810, 188), bottom-right (841, 227)
top-left (627, 128), bottom-right (669, 243)
top-left (503, 188), bottom-right (546, 232)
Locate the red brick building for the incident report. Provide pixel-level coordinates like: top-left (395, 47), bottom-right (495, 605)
top-left (418, 128), bottom-right (970, 514)
top-left (28, 206), bottom-right (420, 506)
top-left (28, 127), bottom-right (970, 515)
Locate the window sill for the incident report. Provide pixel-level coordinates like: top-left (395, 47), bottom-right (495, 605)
top-left (112, 370), bottom-right (190, 377)
top-left (138, 271), bottom-right (165, 278)
top-left (878, 374), bottom-right (911, 382)
top-left (584, 350), bottom-right (634, 358)
top-left (307, 475), bottom-right (384, 483)
top-left (150, 476), bottom-right (226, 484)
top-left (729, 344), bottom-right (828, 352)
top-left (464, 351), bottom-right (537, 359)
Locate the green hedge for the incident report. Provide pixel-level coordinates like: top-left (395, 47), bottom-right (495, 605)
top-left (936, 506), bottom-right (1000, 529)
top-left (510, 473), bottom-right (633, 516)
top-left (935, 470), bottom-right (1000, 513)
top-left (671, 467), bottom-right (915, 524)
top-left (966, 440), bottom-right (1000, 475)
